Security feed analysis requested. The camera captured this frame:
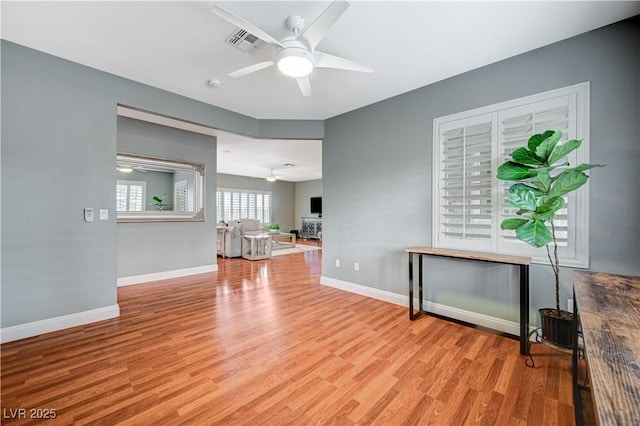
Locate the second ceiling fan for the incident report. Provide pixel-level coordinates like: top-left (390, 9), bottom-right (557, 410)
top-left (212, 0), bottom-right (373, 97)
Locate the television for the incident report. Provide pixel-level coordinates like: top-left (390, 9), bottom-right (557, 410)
top-left (310, 197), bottom-right (322, 216)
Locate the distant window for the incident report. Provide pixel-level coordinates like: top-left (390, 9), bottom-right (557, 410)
top-left (216, 188), bottom-right (271, 224)
top-left (116, 180), bottom-right (146, 212)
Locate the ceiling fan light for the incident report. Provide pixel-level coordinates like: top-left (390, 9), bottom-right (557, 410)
top-left (266, 170), bottom-right (278, 182)
top-left (276, 48), bottom-right (314, 78)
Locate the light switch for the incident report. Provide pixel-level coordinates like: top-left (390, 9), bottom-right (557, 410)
top-left (84, 208), bottom-right (94, 222)
top-left (99, 209), bottom-right (109, 221)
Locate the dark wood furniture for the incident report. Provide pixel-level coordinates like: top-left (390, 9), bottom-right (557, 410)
top-left (572, 271), bottom-right (640, 426)
top-left (405, 247), bottom-right (531, 355)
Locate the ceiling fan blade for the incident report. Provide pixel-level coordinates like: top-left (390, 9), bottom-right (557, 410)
top-left (314, 51), bottom-right (373, 73)
top-left (296, 76), bottom-right (312, 97)
top-left (299, 0), bottom-right (349, 50)
top-left (229, 61), bottom-right (276, 78)
top-left (211, 5), bottom-right (284, 48)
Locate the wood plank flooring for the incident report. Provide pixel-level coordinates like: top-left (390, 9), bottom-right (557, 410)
top-left (1, 249), bottom-right (574, 425)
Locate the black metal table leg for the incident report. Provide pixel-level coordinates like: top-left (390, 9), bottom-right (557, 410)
top-left (418, 254), bottom-right (423, 315)
top-left (519, 264), bottom-right (530, 355)
top-left (409, 252), bottom-right (425, 320)
top-left (409, 252), bottom-right (415, 320)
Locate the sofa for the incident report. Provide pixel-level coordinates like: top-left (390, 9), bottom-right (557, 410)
top-left (217, 218), bottom-right (263, 257)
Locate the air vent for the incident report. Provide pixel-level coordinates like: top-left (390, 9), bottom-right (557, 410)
top-left (225, 28), bottom-right (265, 52)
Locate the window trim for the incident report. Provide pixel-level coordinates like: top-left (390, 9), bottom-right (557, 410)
top-left (432, 82), bottom-right (590, 268)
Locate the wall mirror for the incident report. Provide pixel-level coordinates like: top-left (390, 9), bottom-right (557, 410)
top-left (116, 153), bottom-right (205, 222)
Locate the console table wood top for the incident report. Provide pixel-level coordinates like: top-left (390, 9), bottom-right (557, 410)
top-left (405, 247), bottom-right (531, 266)
top-left (573, 271), bottom-right (640, 426)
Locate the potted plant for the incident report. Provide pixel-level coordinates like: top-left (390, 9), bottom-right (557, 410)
top-left (152, 194), bottom-right (168, 211)
top-left (497, 130), bottom-right (603, 348)
top-left (266, 223), bottom-right (282, 234)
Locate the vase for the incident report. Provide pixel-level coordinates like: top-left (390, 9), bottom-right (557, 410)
top-left (539, 308), bottom-right (574, 350)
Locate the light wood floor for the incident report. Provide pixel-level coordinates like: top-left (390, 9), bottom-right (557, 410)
top-left (1, 249), bottom-right (574, 425)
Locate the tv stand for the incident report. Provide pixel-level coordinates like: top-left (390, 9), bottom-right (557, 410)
top-left (301, 217), bottom-right (322, 240)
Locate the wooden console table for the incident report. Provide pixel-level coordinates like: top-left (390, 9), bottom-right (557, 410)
top-left (572, 271), bottom-right (640, 425)
top-left (405, 247), bottom-right (531, 355)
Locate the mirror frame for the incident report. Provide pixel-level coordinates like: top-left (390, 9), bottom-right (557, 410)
top-left (116, 152), bottom-right (205, 223)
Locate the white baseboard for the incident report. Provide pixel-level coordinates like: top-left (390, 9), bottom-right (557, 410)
top-left (1, 304), bottom-right (120, 344)
top-left (117, 264), bottom-right (218, 287)
top-left (320, 276), bottom-right (531, 337)
top-left (321, 276), bottom-right (408, 306)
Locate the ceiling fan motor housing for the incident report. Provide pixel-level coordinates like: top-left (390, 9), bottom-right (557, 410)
top-left (285, 15), bottom-right (305, 34)
top-left (276, 38), bottom-right (314, 77)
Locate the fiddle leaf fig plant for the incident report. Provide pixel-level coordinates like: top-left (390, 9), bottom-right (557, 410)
top-left (152, 194), bottom-right (168, 211)
top-left (497, 130), bottom-right (604, 313)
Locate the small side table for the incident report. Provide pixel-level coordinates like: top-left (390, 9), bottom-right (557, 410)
top-left (241, 234), bottom-right (272, 260)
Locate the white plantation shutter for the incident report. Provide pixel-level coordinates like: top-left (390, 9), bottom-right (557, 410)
top-left (216, 191), bottom-right (222, 221)
top-left (256, 193), bottom-right (264, 223)
top-left (174, 180), bottom-right (188, 211)
top-left (216, 188), bottom-right (272, 225)
top-left (436, 114), bottom-right (495, 251)
top-left (263, 193), bottom-right (271, 224)
top-left (248, 194), bottom-right (256, 219)
top-left (433, 82), bottom-right (590, 267)
top-left (232, 193), bottom-right (240, 219)
top-left (116, 180), bottom-right (145, 212)
top-left (116, 184), bottom-right (128, 211)
top-left (497, 97), bottom-right (577, 259)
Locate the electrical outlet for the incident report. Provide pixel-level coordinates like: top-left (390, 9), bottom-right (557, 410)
top-left (567, 298), bottom-right (574, 313)
top-left (335, 259), bottom-right (340, 268)
top-left (354, 262), bottom-right (359, 271)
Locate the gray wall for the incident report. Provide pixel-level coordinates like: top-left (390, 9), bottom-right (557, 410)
top-left (322, 19), bottom-right (640, 324)
top-left (116, 117), bottom-right (216, 278)
top-left (294, 180), bottom-right (323, 230)
top-left (216, 173), bottom-right (295, 232)
top-left (1, 40), bottom-right (323, 329)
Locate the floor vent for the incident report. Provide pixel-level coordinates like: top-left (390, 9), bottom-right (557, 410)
top-left (225, 28), bottom-right (265, 52)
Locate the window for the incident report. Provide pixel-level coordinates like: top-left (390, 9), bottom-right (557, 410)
top-left (433, 82), bottom-right (590, 267)
top-left (116, 180), bottom-right (146, 212)
top-left (174, 180), bottom-right (188, 212)
top-left (216, 188), bottom-right (272, 224)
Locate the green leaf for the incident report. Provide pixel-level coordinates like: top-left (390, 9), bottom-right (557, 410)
top-left (512, 147), bottom-right (543, 165)
top-left (497, 162), bottom-right (538, 181)
top-left (533, 210), bottom-right (555, 222)
top-left (530, 171), bottom-right (552, 192)
top-left (573, 163), bottom-right (606, 172)
top-left (508, 184), bottom-right (539, 211)
top-left (153, 196), bottom-right (161, 202)
top-left (501, 218), bottom-right (529, 230)
top-left (535, 131), bottom-right (563, 162)
top-left (534, 196), bottom-right (565, 221)
top-left (527, 134), bottom-right (544, 152)
top-left (548, 170), bottom-right (589, 198)
top-left (527, 131), bottom-right (554, 152)
top-left (516, 219), bottom-right (553, 248)
top-left (547, 139), bottom-right (582, 165)
top-left (538, 196), bottom-right (565, 213)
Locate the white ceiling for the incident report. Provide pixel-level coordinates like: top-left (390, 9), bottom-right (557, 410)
top-left (3, 1), bottom-right (638, 181)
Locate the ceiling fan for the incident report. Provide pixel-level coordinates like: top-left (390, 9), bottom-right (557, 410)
top-left (211, 0), bottom-right (373, 97)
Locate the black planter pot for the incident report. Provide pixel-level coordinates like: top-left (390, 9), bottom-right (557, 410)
top-left (539, 308), bottom-right (574, 349)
